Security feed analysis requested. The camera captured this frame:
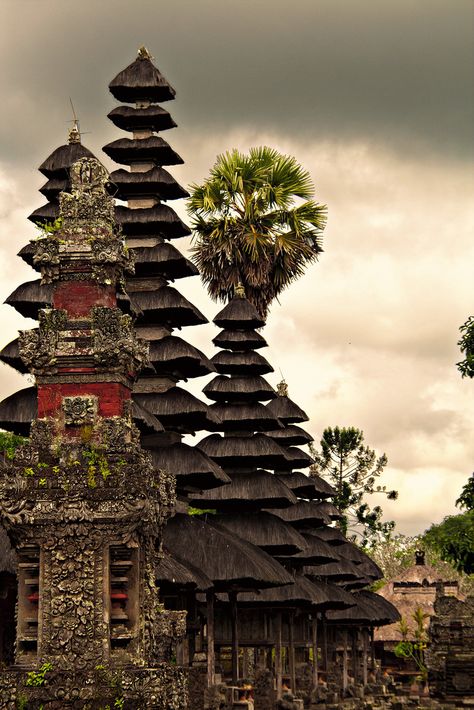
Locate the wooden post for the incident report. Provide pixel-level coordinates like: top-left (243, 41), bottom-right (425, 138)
top-left (289, 610), bottom-right (296, 694)
top-left (362, 628), bottom-right (368, 687)
top-left (311, 616), bottom-right (318, 691)
top-left (351, 628), bottom-right (358, 683)
top-left (342, 628), bottom-right (348, 695)
top-left (276, 611), bottom-right (283, 699)
top-left (370, 627), bottom-right (375, 672)
top-left (229, 591), bottom-right (239, 683)
top-left (206, 590), bottom-right (215, 687)
top-left (321, 614), bottom-right (328, 675)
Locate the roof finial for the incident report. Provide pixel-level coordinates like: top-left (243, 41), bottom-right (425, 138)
top-left (234, 282), bottom-right (246, 299)
top-left (137, 45), bottom-right (153, 60)
top-left (67, 98), bottom-right (81, 144)
top-left (277, 379), bottom-right (289, 397)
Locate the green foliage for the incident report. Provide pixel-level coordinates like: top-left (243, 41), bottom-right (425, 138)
top-left (423, 510), bottom-right (474, 574)
top-left (35, 217), bottom-right (63, 238)
top-left (0, 431), bottom-right (27, 459)
top-left (188, 507), bottom-right (217, 516)
top-left (456, 473), bottom-right (474, 511)
top-left (310, 426), bottom-right (397, 545)
top-left (394, 607), bottom-right (429, 681)
top-left (83, 446), bottom-right (112, 488)
top-left (187, 146), bottom-right (327, 317)
top-left (457, 316), bottom-right (474, 378)
top-left (25, 662), bottom-right (53, 687)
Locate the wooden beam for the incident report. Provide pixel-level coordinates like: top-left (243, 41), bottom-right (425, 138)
top-left (206, 590), bottom-right (215, 687)
top-left (276, 611), bottom-right (283, 699)
top-left (289, 610), bottom-right (296, 694)
top-left (342, 628), bottom-right (348, 695)
top-left (311, 616), bottom-right (318, 691)
top-left (362, 627), bottom-right (368, 686)
top-left (229, 591), bottom-right (239, 683)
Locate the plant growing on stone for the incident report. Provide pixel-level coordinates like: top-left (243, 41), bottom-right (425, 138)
top-left (394, 607), bottom-right (429, 682)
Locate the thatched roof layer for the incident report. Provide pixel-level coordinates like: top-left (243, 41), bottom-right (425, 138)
top-left (197, 433), bottom-right (290, 468)
top-left (28, 202), bottom-right (59, 225)
top-left (39, 176), bottom-right (70, 201)
top-left (213, 297), bottom-right (265, 329)
top-left (309, 526), bottom-right (348, 545)
top-left (203, 375), bottom-right (276, 403)
top-left (275, 471), bottom-right (324, 500)
top-left (273, 446), bottom-right (314, 471)
top-left (131, 401), bottom-right (164, 434)
top-left (39, 142), bottom-right (96, 178)
top-left (303, 558), bottom-right (363, 581)
top-left (108, 55), bottom-right (176, 103)
top-left (266, 425), bottom-right (313, 446)
top-left (189, 469), bottom-right (297, 510)
top-left (310, 474), bottom-right (337, 498)
top-left (103, 136), bottom-right (183, 166)
top-left (108, 105), bottom-right (177, 132)
top-left (210, 350), bottom-right (273, 376)
top-left (115, 205), bottom-right (191, 238)
top-left (163, 514), bottom-right (293, 591)
top-left (150, 443), bottom-right (230, 490)
top-left (266, 395), bottom-right (309, 424)
top-left (109, 166), bottom-right (188, 201)
top-left (327, 590), bottom-right (400, 625)
top-left (269, 501), bottom-right (333, 528)
top-left (147, 335), bottom-right (215, 378)
top-left (212, 511), bottom-right (307, 555)
top-left (5, 280), bottom-right (52, 319)
top-left (135, 387), bottom-right (220, 432)
top-left (132, 243), bottom-right (198, 279)
top-left (213, 329), bottom-right (267, 351)
top-left (277, 533), bottom-right (338, 565)
top-left (131, 286), bottom-right (207, 327)
top-left (0, 337), bottom-right (29, 374)
top-left (237, 576), bottom-right (355, 610)
top-left (208, 401), bottom-right (282, 432)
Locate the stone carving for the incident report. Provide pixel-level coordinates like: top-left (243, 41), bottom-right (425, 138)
top-left (63, 396), bottom-right (97, 425)
top-left (18, 309), bottom-right (67, 374)
top-left (92, 306), bottom-right (149, 373)
top-left (33, 236), bottom-right (60, 282)
top-left (60, 157), bottom-right (115, 233)
top-left (277, 379), bottom-right (289, 397)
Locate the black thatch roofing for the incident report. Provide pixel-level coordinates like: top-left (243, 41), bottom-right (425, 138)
top-left (213, 329), bottom-right (268, 352)
top-left (268, 501), bottom-right (332, 528)
top-left (277, 532), bottom-right (339, 566)
top-left (307, 500), bottom-right (342, 521)
top-left (147, 336), bottom-right (215, 379)
top-left (0, 336), bottom-right (28, 374)
top-left (273, 446), bottom-right (314, 471)
top-left (326, 590), bottom-right (400, 625)
top-left (197, 433), bottom-right (290, 468)
top-left (237, 577), bottom-right (355, 611)
top-left (265, 425), bottom-right (313, 447)
top-left (163, 514), bottom-right (293, 591)
top-left (275, 471), bottom-right (328, 500)
top-left (131, 286), bottom-right (207, 327)
top-left (203, 375), bottom-right (276, 403)
top-left (39, 176), bottom-right (69, 201)
top-left (109, 167), bottom-right (188, 201)
top-left (131, 401), bottom-right (164, 435)
top-left (0, 387), bottom-right (35, 435)
top-left (28, 201), bottom-right (59, 226)
top-left (212, 511), bottom-right (307, 555)
top-left (213, 297), bottom-right (265, 330)
top-left (266, 394), bottom-right (309, 424)
top-left (157, 550), bottom-right (213, 591)
top-left (134, 387), bottom-right (220, 433)
top-left (108, 54), bottom-right (176, 103)
top-left (189, 469), bottom-right (297, 511)
top-left (309, 526), bottom-right (348, 545)
top-left (336, 544), bottom-right (383, 580)
top-left (115, 205), bottom-right (191, 238)
top-left (303, 558), bottom-right (363, 582)
top-left (310, 474), bottom-right (337, 498)
top-left (18, 243), bottom-right (36, 269)
top-left (210, 350), bottom-right (273, 376)
top-left (5, 279), bottom-right (52, 319)
top-left (108, 105), bottom-right (177, 132)
top-left (132, 243), bottom-right (198, 279)
top-left (208, 402), bottom-right (282, 432)
top-left (39, 142), bottom-right (96, 178)
top-left (150, 443), bottom-right (230, 490)
top-left (103, 136), bottom-right (183, 166)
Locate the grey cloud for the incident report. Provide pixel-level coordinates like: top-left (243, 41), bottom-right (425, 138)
top-left (1, 0), bottom-right (473, 171)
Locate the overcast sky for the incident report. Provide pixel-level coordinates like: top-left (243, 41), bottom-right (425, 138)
top-left (1, 0), bottom-right (473, 536)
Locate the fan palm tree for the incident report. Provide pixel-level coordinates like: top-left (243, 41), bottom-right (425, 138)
top-left (187, 147), bottom-right (327, 317)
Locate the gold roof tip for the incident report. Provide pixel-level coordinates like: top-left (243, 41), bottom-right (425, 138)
top-left (277, 379), bottom-right (289, 397)
top-left (68, 122), bottom-right (81, 144)
top-left (234, 282), bottom-right (246, 299)
top-left (137, 45), bottom-right (153, 60)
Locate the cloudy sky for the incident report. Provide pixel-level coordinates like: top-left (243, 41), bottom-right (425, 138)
top-left (1, 0), bottom-right (473, 535)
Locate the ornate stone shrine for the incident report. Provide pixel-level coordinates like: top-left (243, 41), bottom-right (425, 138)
top-left (0, 158), bottom-right (187, 708)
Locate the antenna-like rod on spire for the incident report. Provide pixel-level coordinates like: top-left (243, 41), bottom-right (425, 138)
top-left (67, 97), bottom-right (81, 144)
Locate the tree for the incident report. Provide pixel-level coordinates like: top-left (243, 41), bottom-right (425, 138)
top-left (310, 426), bottom-right (397, 545)
top-left (187, 146), bottom-right (327, 317)
top-left (456, 316), bottom-right (474, 378)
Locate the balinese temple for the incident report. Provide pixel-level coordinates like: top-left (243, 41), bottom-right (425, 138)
top-left (0, 157), bottom-right (187, 706)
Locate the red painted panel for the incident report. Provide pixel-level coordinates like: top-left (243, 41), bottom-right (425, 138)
top-left (53, 282), bottom-right (116, 317)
